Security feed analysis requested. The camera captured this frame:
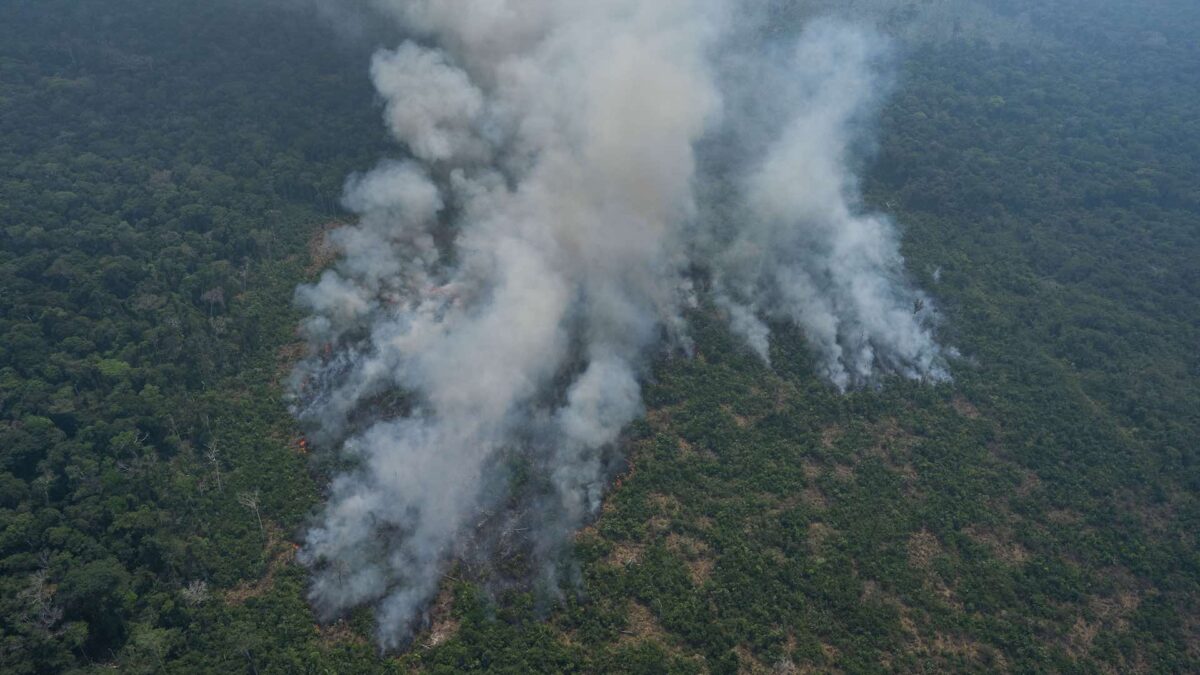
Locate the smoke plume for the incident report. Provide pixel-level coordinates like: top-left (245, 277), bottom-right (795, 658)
top-left (290, 0), bottom-right (949, 647)
top-left (704, 19), bottom-right (949, 389)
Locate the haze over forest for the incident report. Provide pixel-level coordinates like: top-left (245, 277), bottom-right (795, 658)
top-left (1, 0), bottom-right (1198, 672)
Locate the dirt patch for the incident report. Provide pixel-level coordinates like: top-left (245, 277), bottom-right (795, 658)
top-left (621, 600), bottom-right (669, 645)
top-left (1063, 582), bottom-right (1141, 660)
top-left (862, 419), bottom-right (921, 490)
top-left (951, 395), bottom-right (982, 419)
top-left (276, 341), bottom-right (308, 378)
top-left (317, 619), bottom-right (368, 647)
top-left (1127, 491), bottom-right (1181, 536)
top-left (1092, 589), bottom-right (1140, 630)
top-left (615, 601), bottom-right (707, 667)
top-left (1066, 616), bottom-right (1101, 657)
top-left (907, 530), bottom-right (942, 570)
top-left (721, 403), bottom-right (753, 429)
top-left (764, 547), bottom-right (788, 565)
top-left (801, 460), bottom-right (823, 481)
top-left (873, 418), bottom-right (914, 446)
top-left (964, 525), bottom-right (1030, 565)
top-left (647, 493), bottom-right (683, 516)
top-left (771, 633), bottom-right (803, 674)
top-left (610, 455), bottom-right (639, 494)
top-left (807, 522), bottom-right (835, 552)
top-left (305, 221), bottom-right (347, 276)
top-left (608, 541), bottom-right (645, 567)
top-left (734, 644), bottom-right (770, 673)
top-left (685, 557), bottom-right (715, 586)
top-left (647, 515), bottom-right (671, 533)
top-left (677, 435), bottom-right (717, 461)
top-left (1015, 469), bottom-right (1042, 497)
top-left (888, 592), bottom-right (1006, 670)
top-left (820, 425), bottom-right (842, 449)
top-left (644, 406), bottom-right (679, 431)
top-left (1183, 610), bottom-right (1200, 666)
top-left (420, 583), bottom-right (460, 649)
top-left (931, 633), bottom-right (986, 661)
top-left (666, 533), bottom-right (715, 585)
top-left (1046, 508), bottom-right (1083, 525)
top-left (773, 659), bottom-right (800, 674)
top-left (765, 493), bottom-right (803, 518)
top-left (801, 485), bottom-right (830, 506)
top-left (223, 527), bottom-right (295, 605)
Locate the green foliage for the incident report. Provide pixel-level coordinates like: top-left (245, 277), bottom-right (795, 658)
top-left (0, 0), bottom-right (387, 671)
top-left (1, 0), bottom-right (1197, 672)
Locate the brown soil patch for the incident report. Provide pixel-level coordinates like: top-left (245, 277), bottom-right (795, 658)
top-left (931, 633), bottom-right (986, 660)
top-left (677, 436), bottom-right (717, 461)
top-left (644, 406), bottom-right (679, 431)
top-left (648, 493), bottom-right (682, 516)
top-left (807, 522), bottom-right (835, 552)
top-left (907, 530), bottom-right (942, 570)
top-left (276, 340), bottom-right (307, 371)
top-left (801, 459), bottom-right (822, 481)
top-left (765, 493), bottom-right (803, 517)
top-left (951, 395), bottom-right (982, 419)
top-left (820, 425), bottom-right (842, 449)
top-left (610, 456), bottom-right (639, 494)
top-left (317, 619), bottom-right (368, 647)
top-left (1183, 611), bottom-right (1200, 665)
top-left (421, 583), bottom-right (460, 649)
top-left (1092, 590), bottom-right (1140, 630)
top-left (1046, 508), bottom-right (1082, 525)
top-left (964, 525), bottom-right (1030, 565)
top-left (223, 527), bottom-right (295, 605)
top-left (890, 593), bottom-right (1007, 670)
top-left (1063, 583), bottom-right (1141, 660)
top-left (872, 418), bottom-right (914, 446)
top-left (1066, 616), bottom-right (1100, 657)
top-left (667, 533), bottom-right (715, 585)
top-left (801, 485), bottom-right (830, 506)
top-left (734, 644), bottom-right (770, 673)
top-left (764, 547), bottom-right (788, 565)
top-left (608, 541), bottom-right (645, 567)
top-left (305, 221), bottom-right (347, 276)
top-left (275, 346), bottom-right (311, 393)
top-left (773, 659), bottom-right (800, 674)
top-left (721, 403), bottom-right (753, 429)
top-left (862, 419), bottom-right (921, 490)
top-left (616, 601), bottom-right (707, 667)
top-left (1127, 491), bottom-right (1181, 536)
top-left (1015, 469), bottom-right (1042, 497)
top-left (620, 600), bottom-right (669, 645)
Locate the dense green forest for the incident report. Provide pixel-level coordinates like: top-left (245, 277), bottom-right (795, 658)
top-left (1, 0), bottom-right (1197, 672)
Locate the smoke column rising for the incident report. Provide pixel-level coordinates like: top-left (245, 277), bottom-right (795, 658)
top-left (291, 0), bottom-right (949, 647)
top-left (707, 20), bottom-right (949, 389)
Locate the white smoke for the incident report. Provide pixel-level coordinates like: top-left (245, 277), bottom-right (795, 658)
top-left (707, 20), bottom-right (949, 389)
top-left (291, 1), bottom-right (949, 648)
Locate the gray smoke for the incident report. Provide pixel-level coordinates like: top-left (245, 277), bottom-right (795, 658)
top-left (290, 0), bottom-right (948, 648)
top-left (705, 19), bottom-right (949, 389)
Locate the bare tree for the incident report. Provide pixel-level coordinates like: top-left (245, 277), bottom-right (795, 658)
top-left (205, 441), bottom-right (222, 492)
top-left (181, 580), bottom-right (209, 607)
top-left (18, 568), bottom-right (63, 635)
top-left (200, 287), bottom-right (225, 317)
top-left (237, 489), bottom-right (263, 537)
